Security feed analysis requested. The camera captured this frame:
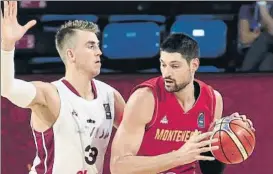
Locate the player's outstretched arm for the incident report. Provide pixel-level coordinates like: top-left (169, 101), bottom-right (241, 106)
top-left (110, 87), bottom-right (219, 174)
top-left (1, 1), bottom-right (54, 109)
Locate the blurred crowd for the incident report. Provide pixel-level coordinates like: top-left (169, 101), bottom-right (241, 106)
top-left (5, 1), bottom-right (273, 73)
top-left (238, 1), bottom-right (273, 72)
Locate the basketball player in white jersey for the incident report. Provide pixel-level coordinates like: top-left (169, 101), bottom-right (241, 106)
top-left (1, 2), bottom-right (125, 174)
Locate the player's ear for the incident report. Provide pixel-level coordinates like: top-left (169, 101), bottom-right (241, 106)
top-left (191, 58), bottom-right (199, 72)
top-left (66, 48), bottom-right (76, 63)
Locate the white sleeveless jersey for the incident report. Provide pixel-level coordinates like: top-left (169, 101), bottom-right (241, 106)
top-left (29, 79), bottom-right (115, 174)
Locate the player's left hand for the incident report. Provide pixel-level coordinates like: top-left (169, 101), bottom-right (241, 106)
top-left (230, 112), bottom-right (255, 132)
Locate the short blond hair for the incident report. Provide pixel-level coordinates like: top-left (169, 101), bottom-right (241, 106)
top-left (55, 20), bottom-right (100, 61)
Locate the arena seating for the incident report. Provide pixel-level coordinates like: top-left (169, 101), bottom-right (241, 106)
top-left (14, 1), bottom-right (250, 74)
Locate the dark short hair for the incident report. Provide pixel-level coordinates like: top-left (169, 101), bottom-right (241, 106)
top-left (161, 33), bottom-right (200, 63)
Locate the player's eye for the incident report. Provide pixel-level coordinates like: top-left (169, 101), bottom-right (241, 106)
top-left (88, 45), bottom-right (94, 49)
top-left (88, 44), bottom-right (100, 50)
top-left (161, 63), bottom-right (167, 68)
top-left (171, 65), bottom-right (180, 69)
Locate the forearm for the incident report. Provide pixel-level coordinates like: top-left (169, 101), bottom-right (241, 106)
top-left (240, 32), bottom-right (259, 45)
top-left (111, 151), bottom-right (182, 174)
top-left (260, 6), bottom-right (273, 34)
top-left (1, 47), bottom-right (14, 94)
top-left (1, 47), bottom-right (36, 108)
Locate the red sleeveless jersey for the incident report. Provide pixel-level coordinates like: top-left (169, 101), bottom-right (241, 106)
top-left (132, 76), bottom-right (216, 174)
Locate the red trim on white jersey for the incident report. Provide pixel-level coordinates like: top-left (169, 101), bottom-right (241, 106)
top-left (61, 79), bottom-right (97, 99)
top-left (32, 128), bottom-right (54, 174)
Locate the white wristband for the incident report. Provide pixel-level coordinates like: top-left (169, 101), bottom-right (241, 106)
top-left (1, 49), bottom-right (15, 93)
top-left (1, 49), bottom-right (37, 108)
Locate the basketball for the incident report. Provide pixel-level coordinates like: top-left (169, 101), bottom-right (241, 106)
top-left (209, 116), bottom-right (255, 164)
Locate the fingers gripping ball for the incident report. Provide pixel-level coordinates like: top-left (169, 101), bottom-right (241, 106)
top-left (209, 116), bottom-right (256, 164)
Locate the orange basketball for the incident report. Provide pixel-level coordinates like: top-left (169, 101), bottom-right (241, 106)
top-left (209, 116), bottom-right (255, 164)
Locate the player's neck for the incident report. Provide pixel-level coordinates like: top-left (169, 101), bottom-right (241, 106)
top-left (64, 70), bottom-right (94, 100)
top-left (174, 82), bottom-right (195, 112)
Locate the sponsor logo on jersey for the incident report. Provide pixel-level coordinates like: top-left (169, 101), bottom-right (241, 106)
top-left (87, 119), bottom-right (96, 124)
top-left (154, 129), bottom-right (202, 142)
top-left (89, 127), bottom-right (110, 140)
top-left (160, 115), bottom-right (168, 124)
top-left (197, 112), bottom-right (205, 128)
top-left (103, 103), bottom-right (112, 119)
top-left (72, 109), bottom-right (78, 117)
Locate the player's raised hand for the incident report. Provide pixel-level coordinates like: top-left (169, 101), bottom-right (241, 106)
top-left (176, 131), bottom-right (218, 165)
top-left (1, 1), bottom-right (36, 50)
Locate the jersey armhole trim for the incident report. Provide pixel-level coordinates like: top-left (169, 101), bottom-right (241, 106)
top-left (146, 87), bottom-right (159, 130)
top-left (210, 87), bottom-right (217, 121)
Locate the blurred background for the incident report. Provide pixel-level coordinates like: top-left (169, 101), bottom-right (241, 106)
top-left (1, 1), bottom-right (273, 174)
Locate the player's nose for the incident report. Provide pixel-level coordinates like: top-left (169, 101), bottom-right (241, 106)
top-left (163, 69), bottom-right (172, 78)
top-left (95, 47), bottom-right (102, 56)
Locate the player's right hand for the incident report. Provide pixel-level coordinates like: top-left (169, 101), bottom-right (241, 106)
top-left (1, 1), bottom-right (36, 49)
top-left (176, 131), bottom-right (218, 165)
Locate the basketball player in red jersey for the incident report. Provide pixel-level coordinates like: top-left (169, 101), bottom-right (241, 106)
top-left (1, 2), bottom-right (125, 174)
top-left (110, 33), bottom-right (254, 174)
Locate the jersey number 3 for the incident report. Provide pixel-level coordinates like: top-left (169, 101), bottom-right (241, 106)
top-left (85, 145), bottom-right (98, 165)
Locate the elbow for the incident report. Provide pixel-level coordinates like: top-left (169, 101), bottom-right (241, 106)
top-left (239, 34), bottom-right (247, 44)
top-left (110, 159), bottom-right (122, 174)
top-left (110, 157), bottom-right (131, 174)
top-left (110, 155), bottom-right (121, 174)
top-left (239, 34), bottom-right (251, 45)
top-left (110, 165), bottom-right (119, 174)
top-left (110, 160), bottom-right (116, 174)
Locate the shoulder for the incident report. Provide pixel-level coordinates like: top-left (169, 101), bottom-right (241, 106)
top-left (124, 87), bottom-right (155, 125)
top-left (127, 87), bottom-right (155, 118)
top-left (93, 79), bottom-right (113, 90)
top-left (33, 81), bottom-right (58, 95)
top-left (50, 78), bottom-right (64, 86)
top-left (200, 80), bottom-right (223, 102)
top-left (195, 79), bottom-right (213, 93)
top-left (129, 87), bottom-right (154, 102)
top-left (213, 90), bottom-right (223, 108)
top-left (93, 79), bottom-right (125, 106)
top-left (212, 90), bottom-right (223, 120)
top-left (196, 79), bottom-right (222, 105)
top-left (93, 79), bottom-right (118, 96)
top-left (131, 76), bottom-right (163, 97)
top-left (213, 90), bottom-right (222, 100)
top-left (50, 78), bottom-right (68, 91)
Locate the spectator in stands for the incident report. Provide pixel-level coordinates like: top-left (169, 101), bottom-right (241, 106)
top-left (238, 1), bottom-right (273, 72)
